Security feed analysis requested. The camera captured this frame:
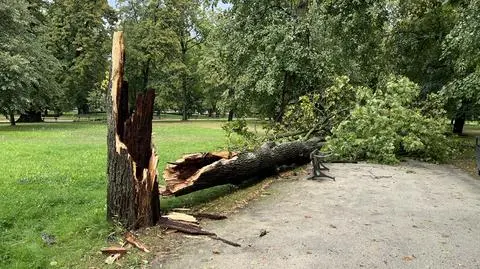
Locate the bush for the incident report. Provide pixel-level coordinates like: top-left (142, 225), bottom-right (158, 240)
top-left (222, 119), bottom-right (260, 151)
top-left (325, 75), bottom-right (450, 164)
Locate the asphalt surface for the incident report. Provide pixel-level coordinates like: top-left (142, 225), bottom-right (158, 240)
top-left (153, 161), bottom-right (480, 269)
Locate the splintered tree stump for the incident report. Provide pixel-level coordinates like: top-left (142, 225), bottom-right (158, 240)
top-left (106, 32), bottom-right (160, 229)
top-left (163, 138), bottom-right (324, 196)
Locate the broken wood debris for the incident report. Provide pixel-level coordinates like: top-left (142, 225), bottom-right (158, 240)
top-left (101, 246), bottom-right (128, 255)
top-left (124, 231), bottom-right (151, 253)
top-left (105, 253), bottom-right (122, 265)
top-left (101, 232), bottom-right (152, 264)
top-left (158, 217), bottom-right (240, 247)
top-left (164, 212), bottom-right (198, 223)
top-left (210, 235), bottom-right (241, 247)
top-left (158, 217), bottom-right (214, 236)
top-left (259, 229), bottom-right (268, 237)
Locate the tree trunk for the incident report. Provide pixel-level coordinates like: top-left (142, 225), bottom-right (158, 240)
top-left (453, 114), bottom-right (465, 135)
top-left (16, 110), bottom-right (43, 123)
top-left (180, 38), bottom-right (189, 121)
top-left (162, 138), bottom-right (324, 196)
top-left (142, 58), bottom-right (151, 91)
top-left (227, 88), bottom-right (235, 121)
top-left (208, 102), bottom-right (217, 118)
top-left (182, 78), bottom-right (188, 121)
top-left (9, 111), bottom-right (15, 126)
top-left (78, 104), bottom-right (90, 115)
top-left (275, 71), bottom-right (291, 123)
top-left (106, 32), bottom-right (160, 229)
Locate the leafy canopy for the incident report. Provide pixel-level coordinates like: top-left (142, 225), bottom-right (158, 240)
top-left (0, 0), bottom-right (60, 117)
top-left (326, 75), bottom-right (449, 164)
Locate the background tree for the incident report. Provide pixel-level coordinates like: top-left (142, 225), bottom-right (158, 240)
top-left (442, 0), bottom-right (480, 134)
top-left (117, 0), bottom-right (178, 110)
top-left (309, 0), bottom-right (388, 87)
top-left (385, 0), bottom-right (456, 94)
top-left (117, 0), bottom-right (209, 119)
top-left (221, 0), bottom-right (319, 120)
top-left (167, 0), bottom-right (208, 120)
top-left (195, 10), bottom-right (228, 118)
top-left (46, 0), bottom-right (116, 114)
top-left (0, 0), bottom-right (60, 125)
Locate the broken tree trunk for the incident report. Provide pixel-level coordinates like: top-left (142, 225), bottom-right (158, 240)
top-left (163, 138), bottom-right (324, 196)
top-left (106, 31), bottom-right (160, 229)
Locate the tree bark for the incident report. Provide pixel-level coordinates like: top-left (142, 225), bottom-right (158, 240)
top-left (78, 104), bottom-right (90, 115)
top-left (453, 114), bottom-right (465, 135)
top-left (106, 32), bottom-right (160, 229)
top-left (228, 109), bottom-right (234, 121)
top-left (142, 58), bottom-right (151, 91)
top-left (180, 35), bottom-right (189, 121)
top-left (16, 110), bottom-right (43, 123)
top-left (162, 138), bottom-right (324, 196)
top-left (9, 111), bottom-right (15, 126)
top-left (227, 88), bottom-right (235, 121)
top-left (275, 71), bottom-right (291, 123)
top-left (182, 75), bottom-right (188, 121)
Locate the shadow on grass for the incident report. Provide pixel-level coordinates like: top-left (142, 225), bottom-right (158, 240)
top-left (160, 184), bottom-right (237, 212)
top-left (0, 122), bottom-right (104, 132)
top-left (159, 174), bottom-right (278, 213)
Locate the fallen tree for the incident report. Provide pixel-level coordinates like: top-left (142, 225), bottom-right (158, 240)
top-left (162, 138), bottom-right (324, 196)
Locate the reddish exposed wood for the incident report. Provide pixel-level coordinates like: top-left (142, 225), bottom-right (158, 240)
top-left (163, 151), bottom-right (237, 188)
top-left (101, 247), bottom-right (128, 255)
top-left (124, 232), bottom-right (150, 253)
top-left (163, 138), bottom-right (324, 196)
top-left (162, 151), bottom-right (238, 195)
top-left (123, 90), bottom-right (155, 179)
top-left (158, 217), bottom-right (215, 236)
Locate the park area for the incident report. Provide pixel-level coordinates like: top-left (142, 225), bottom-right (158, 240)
top-left (2, 0), bottom-right (480, 268)
top-left (0, 120), bottom-right (229, 268)
top-left (0, 120), bottom-right (479, 268)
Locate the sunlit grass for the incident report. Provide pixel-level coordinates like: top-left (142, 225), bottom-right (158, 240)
top-left (2, 120), bottom-right (475, 268)
top-left (0, 121), bottom-right (227, 268)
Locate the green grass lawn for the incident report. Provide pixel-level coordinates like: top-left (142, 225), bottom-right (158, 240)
top-left (0, 121), bottom-right (228, 269)
top-left (1, 120), bottom-right (477, 268)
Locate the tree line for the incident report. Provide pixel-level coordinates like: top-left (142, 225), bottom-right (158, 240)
top-left (1, 0), bottom-right (479, 133)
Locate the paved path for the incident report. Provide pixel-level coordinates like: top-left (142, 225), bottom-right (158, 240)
top-left (154, 161), bottom-right (480, 269)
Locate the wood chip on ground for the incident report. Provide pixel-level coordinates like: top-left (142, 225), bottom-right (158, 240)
top-left (124, 232), bottom-right (150, 253)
